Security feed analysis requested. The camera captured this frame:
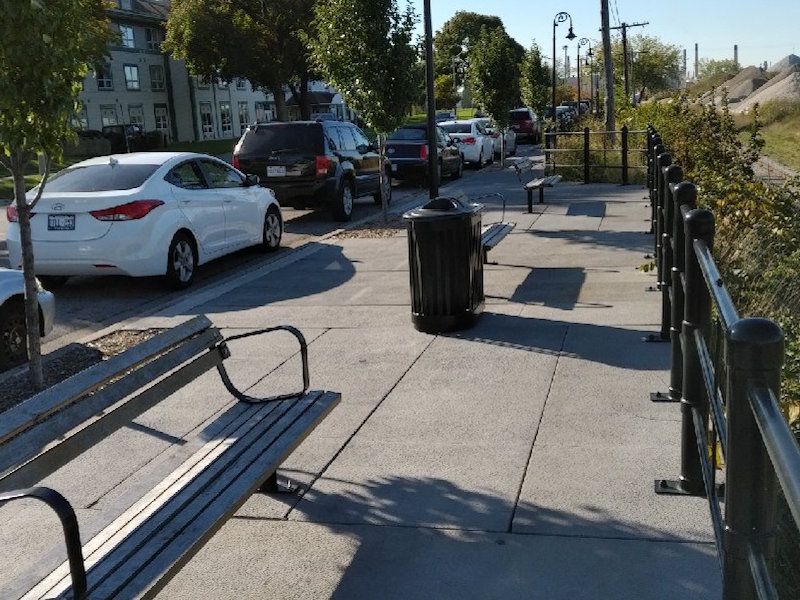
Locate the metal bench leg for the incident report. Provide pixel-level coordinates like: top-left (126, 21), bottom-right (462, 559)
top-left (259, 471), bottom-right (298, 495)
top-left (527, 188), bottom-right (534, 213)
top-left (540, 186), bottom-right (545, 204)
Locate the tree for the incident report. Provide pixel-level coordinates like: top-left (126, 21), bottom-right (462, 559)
top-left (432, 11), bottom-right (523, 78)
top-left (164, 0), bottom-right (316, 121)
top-left (0, 0), bottom-right (112, 389)
top-left (520, 42), bottom-right (550, 116)
top-left (469, 26), bottom-right (520, 159)
top-left (600, 34), bottom-right (681, 105)
top-left (308, 0), bottom-right (420, 217)
top-left (434, 74), bottom-right (460, 111)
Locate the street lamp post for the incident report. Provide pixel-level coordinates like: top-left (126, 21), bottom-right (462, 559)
top-left (552, 11), bottom-right (575, 127)
top-left (586, 47), bottom-right (594, 114)
top-left (577, 38), bottom-right (589, 114)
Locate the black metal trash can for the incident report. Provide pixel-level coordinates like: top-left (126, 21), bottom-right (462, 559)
top-left (403, 196), bottom-right (484, 333)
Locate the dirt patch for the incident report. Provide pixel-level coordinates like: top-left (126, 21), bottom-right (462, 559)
top-left (333, 213), bottom-right (408, 239)
top-left (0, 328), bottom-right (164, 411)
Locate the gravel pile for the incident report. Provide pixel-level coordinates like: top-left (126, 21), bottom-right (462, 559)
top-left (732, 64), bottom-right (800, 113)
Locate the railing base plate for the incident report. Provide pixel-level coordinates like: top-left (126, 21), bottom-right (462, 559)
top-left (650, 391), bottom-right (679, 402)
top-left (643, 333), bottom-right (669, 342)
top-left (654, 479), bottom-right (725, 498)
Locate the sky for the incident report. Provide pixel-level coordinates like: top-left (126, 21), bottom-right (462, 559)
top-left (409, 0), bottom-right (800, 73)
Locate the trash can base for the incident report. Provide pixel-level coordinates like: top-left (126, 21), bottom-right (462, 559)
top-left (411, 303), bottom-right (485, 333)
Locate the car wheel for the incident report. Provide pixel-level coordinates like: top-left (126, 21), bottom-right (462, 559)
top-left (333, 179), bottom-right (354, 221)
top-left (474, 149), bottom-right (483, 170)
top-left (0, 299), bottom-right (27, 370)
top-left (165, 232), bottom-right (197, 289)
top-left (261, 206), bottom-right (282, 252)
top-left (451, 155), bottom-right (463, 180)
top-left (373, 170), bottom-right (392, 206)
top-left (38, 275), bottom-right (69, 289)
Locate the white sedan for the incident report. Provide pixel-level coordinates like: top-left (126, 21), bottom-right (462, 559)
top-left (5, 152), bottom-right (283, 289)
top-left (476, 118), bottom-right (517, 157)
top-left (0, 268), bottom-right (55, 371)
top-left (439, 120), bottom-right (495, 168)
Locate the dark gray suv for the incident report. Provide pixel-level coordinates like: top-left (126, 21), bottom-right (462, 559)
top-left (232, 120), bottom-right (391, 221)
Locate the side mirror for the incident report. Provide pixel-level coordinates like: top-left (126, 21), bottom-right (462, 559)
top-left (244, 173), bottom-right (260, 187)
top-left (356, 143), bottom-right (370, 154)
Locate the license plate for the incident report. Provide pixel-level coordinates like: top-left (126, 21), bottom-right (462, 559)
top-left (48, 214), bottom-right (75, 231)
top-left (267, 166), bottom-right (286, 177)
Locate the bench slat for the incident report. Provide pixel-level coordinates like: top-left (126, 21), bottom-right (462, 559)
top-left (0, 316), bottom-right (216, 447)
top-left (0, 331), bottom-right (225, 492)
top-left (33, 391), bottom-right (341, 600)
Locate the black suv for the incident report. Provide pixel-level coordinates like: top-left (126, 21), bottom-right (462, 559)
top-left (232, 120), bottom-right (391, 221)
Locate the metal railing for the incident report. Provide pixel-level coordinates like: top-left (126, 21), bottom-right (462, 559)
top-left (647, 125), bottom-right (800, 600)
top-left (544, 125), bottom-right (647, 185)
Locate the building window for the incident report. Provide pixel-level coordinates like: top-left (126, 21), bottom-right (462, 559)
top-left (128, 104), bottom-right (144, 128)
top-left (154, 104), bottom-right (170, 139)
top-left (145, 28), bottom-right (162, 51)
top-left (100, 105), bottom-right (118, 127)
top-left (200, 102), bottom-right (214, 138)
top-left (124, 65), bottom-right (140, 90)
top-left (97, 64), bottom-right (113, 90)
top-left (197, 76), bottom-right (210, 89)
top-left (217, 79), bottom-right (228, 89)
top-left (238, 102), bottom-right (250, 132)
top-left (149, 64), bottom-right (165, 91)
top-left (119, 0), bottom-right (132, 9)
top-left (236, 77), bottom-right (247, 90)
top-left (72, 108), bottom-right (89, 131)
top-left (119, 25), bottom-right (135, 49)
top-left (219, 102), bottom-right (232, 137)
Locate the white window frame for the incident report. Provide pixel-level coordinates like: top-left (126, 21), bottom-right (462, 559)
top-left (219, 102), bottom-right (232, 137)
top-left (124, 64), bottom-right (140, 91)
top-left (119, 25), bottom-right (135, 49)
top-left (145, 28), bottom-right (162, 51)
top-left (200, 102), bottom-right (214, 139)
top-left (100, 104), bottom-right (118, 127)
top-left (149, 64), bottom-right (165, 91)
top-left (97, 64), bottom-right (113, 90)
top-left (128, 104), bottom-right (144, 128)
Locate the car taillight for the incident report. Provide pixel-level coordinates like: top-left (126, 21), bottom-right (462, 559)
top-left (232, 155), bottom-right (240, 170)
top-left (6, 204), bottom-right (18, 222)
top-left (523, 119), bottom-right (532, 127)
top-left (419, 145), bottom-right (428, 160)
top-left (90, 199), bottom-right (164, 221)
top-left (461, 137), bottom-right (476, 144)
top-left (316, 155), bottom-right (331, 177)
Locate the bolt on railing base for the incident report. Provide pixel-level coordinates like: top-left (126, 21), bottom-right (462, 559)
top-left (259, 472), bottom-right (299, 495)
top-left (654, 478), bottom-right (725, 498)
top-left (642, 333), bottom-right (669, 342)
top-left (650, 391), bottom-right (679, 402)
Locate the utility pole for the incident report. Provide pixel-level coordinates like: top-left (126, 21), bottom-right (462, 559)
top-left (609, 21), bottom-right (648, 103)
top-left (600, 0), bottom-right (614, 132)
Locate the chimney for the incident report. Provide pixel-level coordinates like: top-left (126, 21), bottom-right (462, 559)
top-left (734, 45), bottom-right (738, 65)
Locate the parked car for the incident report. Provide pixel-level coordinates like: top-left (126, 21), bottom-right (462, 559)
top-left (102, 123), bottom-right (145, 153)
top-left (384, 123), bottom-right (463, 182)
top-left (5, 152), bottom-right (283, 290)
top-left (232, 120), bottom-right (389, 221)
top-left (311, 112), bottom-right (337, 121)
top-left (435, 111), bottom-right (456, 123)
top-left (508, 108), bottom-right (540, 143)
top-left (475, 118), bottom-right (517, 157)
top-left (439, 119), bottom-right (494, 168)
top-left (0, 268), bottom-right (55, 371)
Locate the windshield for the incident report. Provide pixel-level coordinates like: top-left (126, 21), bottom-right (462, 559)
top-left (388, 127), bottom-right (426, 141)
top-left (240, 123), bottom-right (323, 154)
top-left (440, 123), bottom-right (472, 134)
top-left (42, 163), bottom-right (160, 192)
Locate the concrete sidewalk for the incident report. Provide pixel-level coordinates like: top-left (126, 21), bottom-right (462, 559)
top-left (2, 162), bottom-right (722, 598)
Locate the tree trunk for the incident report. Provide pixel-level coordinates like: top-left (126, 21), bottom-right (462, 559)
top-left (10, 154), bottom-right (44, 390)
top-left (377, 134), bottom-right (387, 223)
top-left (270, 84), bottom-right (289, 121)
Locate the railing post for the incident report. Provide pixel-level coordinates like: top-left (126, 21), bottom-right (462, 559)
top-left (723, 318), bottom-right (784, 600)
top-left (653, 152), bottom-right (672, 339)
top-left (658, 206), bottom-right (713, 496)
top-left (660, 164), bottom-right (683, 344)
top-left (649, 141), bottom-right (665, 236)
top-left (663, 172), bottom-right (687, 404)
top-left (544, 127), bottom-right (552, 175)
top-left (583, 127), bottom-right (590, 184)
top-left (621, 124), bottom-right (629, 185)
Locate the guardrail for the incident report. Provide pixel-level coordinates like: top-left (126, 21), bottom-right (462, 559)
top-left (543, 125), bottom-right (647, 185)
top-left (648, 125), bottom-right (800, 600)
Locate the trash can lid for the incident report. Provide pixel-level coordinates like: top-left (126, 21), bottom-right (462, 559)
top-left (403, 196), bottom-right (482, 220)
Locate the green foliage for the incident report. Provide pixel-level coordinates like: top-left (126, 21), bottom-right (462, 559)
top-left (308, 0), bottom-right (420, 134)
top-left (597, 34), bottom-right (682, 103)
top-left (468, 26), bottom-right (519, 129)
top-left (434, 74), bottom-right (460, 111)
top-left (0, 0), bottom-right (112, 166)
top-left (520, 42), bottom-right (550, 116)
top-left (164, 0), bottom-right (315, 117)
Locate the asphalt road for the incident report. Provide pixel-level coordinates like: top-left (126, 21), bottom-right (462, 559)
top-left (0, 149), bottom-right (535, 358)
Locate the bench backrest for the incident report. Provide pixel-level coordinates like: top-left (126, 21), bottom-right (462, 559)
top-left (0, 315), bottom-right (225, 492)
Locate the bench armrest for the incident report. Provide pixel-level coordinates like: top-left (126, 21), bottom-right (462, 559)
top-left (215, 326), bottom-right (310, 404)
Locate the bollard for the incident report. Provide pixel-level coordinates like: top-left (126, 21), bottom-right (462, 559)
top-left (660, 164), bottom-right (683, 342)
top-left (722, 318), bottom-right (784, 600)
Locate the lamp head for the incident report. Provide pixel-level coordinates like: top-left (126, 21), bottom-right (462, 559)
top-left (566, 27), bottom-right (576, 41)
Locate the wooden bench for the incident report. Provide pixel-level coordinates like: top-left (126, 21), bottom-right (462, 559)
top-left (512, 160), bottom-right (561, 211)
top-left (481, 221), bottom-right (516, 264)
top-left (0, 315), bottom-right (340, 599)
